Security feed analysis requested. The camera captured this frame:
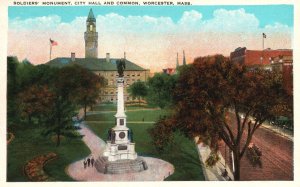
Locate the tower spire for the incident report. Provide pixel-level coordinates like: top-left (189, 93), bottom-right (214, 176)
top-left (183, 50), bottom-right (186, 66)
top-left (176, 52), bottom-right (179, 68)
top-left (87, 8), bottom-right (96, 22)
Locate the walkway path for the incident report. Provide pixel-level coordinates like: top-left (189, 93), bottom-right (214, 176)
top-left (66, 122), bottom-right (174, 181)
top-left (195, 138), bottom-right (234, 181)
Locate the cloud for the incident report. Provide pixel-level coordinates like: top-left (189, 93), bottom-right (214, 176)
top-left (201, 8), bottom-right (259, 32)
top-left (9, 15), bottom-right (62, 31)
top-left (8, 9), bottom-right (293, 72)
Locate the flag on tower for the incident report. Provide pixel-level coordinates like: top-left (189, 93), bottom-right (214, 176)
top-left (263, 33), bottom-right (266, 38)
top-left (50, 39), bottom-right (58, 46)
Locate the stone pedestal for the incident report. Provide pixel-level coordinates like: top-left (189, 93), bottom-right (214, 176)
top-left (95, 156), bottom-right (148, 174)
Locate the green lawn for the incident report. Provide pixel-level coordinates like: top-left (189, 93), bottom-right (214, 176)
top-left (92, 103), bottom-right (157, 112)
top-left (92, 104), bottom-right (117, 111)
top-left (7, 103), bottom-right (204, 181)
top-left (86, 104), bottom-right (205, 181)
top-left (86, 109), bottom-right (171, 122)
top-left (7, 125), bottom-right (90, 181)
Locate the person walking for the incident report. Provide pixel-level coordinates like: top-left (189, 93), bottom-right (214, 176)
top-left (83, 160), bottom-right (87, 169)
top-left (91, 157), bottom-right (95, 167)
top-left (87, 158), bottom-right (91, 167)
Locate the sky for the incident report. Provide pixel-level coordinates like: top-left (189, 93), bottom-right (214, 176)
top-left (8, 5), bottom-right (293, 72)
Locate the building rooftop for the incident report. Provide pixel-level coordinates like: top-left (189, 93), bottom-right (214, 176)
top-left (230, 47), bottom-right (293, 66)
top-left (46, 57), bottom-right (147, 71)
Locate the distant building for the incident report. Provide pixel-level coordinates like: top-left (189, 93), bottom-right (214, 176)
top-left (46, 9), bottom-right (150, 102)
top-left (271, 55), bottom-right (293, 95)
top-left (162, 68), bottom-right (176, 75)
top-left (230, 47), bottom-right (293, 95)
top-left (230, 47), bottom-right (292, 70)
top-left (163, 51), bottom-right (186, 75)
top-left (183, 50), bottom-right (186, 66)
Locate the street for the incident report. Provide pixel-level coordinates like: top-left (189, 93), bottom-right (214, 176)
top-left (219, 113), bottom-right (293, 180)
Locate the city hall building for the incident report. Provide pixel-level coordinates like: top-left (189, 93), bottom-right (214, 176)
top-left (47, 9), bottom-right (150, 102)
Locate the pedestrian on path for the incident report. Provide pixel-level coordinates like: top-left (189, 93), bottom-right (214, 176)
top-left (83, 160), bottom-right (87, 169)
top-left (91, 157), bottom-right (95, 167)
top-left (87, 158), bottom-right (91, 167)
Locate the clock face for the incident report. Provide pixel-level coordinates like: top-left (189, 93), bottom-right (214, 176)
top-left (119, 132), bottom-right (125, 139)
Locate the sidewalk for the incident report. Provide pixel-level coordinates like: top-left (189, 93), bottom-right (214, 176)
top-left (228, 109), bottom-right (293, 141)
top-left (261, 122), bottom-right (293, 141)
top-left (195, 137), bottom-right (234, 181)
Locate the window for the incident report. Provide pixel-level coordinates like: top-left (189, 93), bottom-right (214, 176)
top-left (120, 119), bottom-right (124, 125)
top-left (137, 73), bottom-right (140, 76)
top-left (132, 74), bottom-right (135, 77)
top-left (90, 25), bottom-right (93, 31)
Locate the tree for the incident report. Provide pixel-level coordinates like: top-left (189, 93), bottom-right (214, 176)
top-left (127, 80), bottom-right (148, 106)
top-left (147, 73), bottom-right (177, 108)
top-left (42, 95), bottom-right (78, 147)
top-left (7, 60), bottom-right (101, 146)
top-left (18, 85), bottom-right (54, 124)
top-left (55, 65), bottom-right (106, 119)
top-left (153, 55), bottom-right (291, 180)
top-left (7, 57), bottom-right (20, 126)
top-left (148, 116), bottom-right (175, 153)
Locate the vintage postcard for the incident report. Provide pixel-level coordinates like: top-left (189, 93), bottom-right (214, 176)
top-left (1, 0), bottom-right (299, 186)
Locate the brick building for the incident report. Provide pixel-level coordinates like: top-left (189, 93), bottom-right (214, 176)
top-left (271, 55), bottom-right (293, 95)
top-left (46, 9), bottom-right (150, 102)
top-left (230, 47), bottom-right (293, 95)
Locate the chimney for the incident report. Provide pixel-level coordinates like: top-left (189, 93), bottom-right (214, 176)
top-left (71, 52), bottom-right (75, 62)
top-left (106, 53), bottom-right (110, 63)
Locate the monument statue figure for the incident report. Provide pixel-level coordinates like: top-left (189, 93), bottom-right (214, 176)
top-left (117, 59), bottom-right (126, 77)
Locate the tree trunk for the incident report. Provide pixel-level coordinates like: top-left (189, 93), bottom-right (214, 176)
top-left (56, 133), bottom-right (60, 147)
top-left (84, 104), bottom-right (87, 120)
top-left (233, 150), bottom-right (241, 180)
top-left (28, 115), bottom-right (32, 124)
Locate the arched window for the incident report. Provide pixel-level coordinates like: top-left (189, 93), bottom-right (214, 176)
top-left (90, 25), bottom-right (93, 31)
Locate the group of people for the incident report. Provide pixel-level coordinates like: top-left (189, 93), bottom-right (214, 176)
top-left (83, 157), bottom-right (95, 169)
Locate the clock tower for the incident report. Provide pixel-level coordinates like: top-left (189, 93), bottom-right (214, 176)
top-left (84, 9), bottom-right (98, 58)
